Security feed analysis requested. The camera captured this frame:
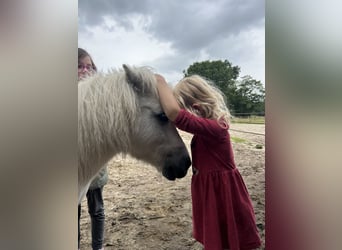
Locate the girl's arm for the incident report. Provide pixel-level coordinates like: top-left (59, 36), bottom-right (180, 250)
top-left (155, 74), bottom-right (180, 121)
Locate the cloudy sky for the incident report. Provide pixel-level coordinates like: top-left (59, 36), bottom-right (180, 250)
top-left (78, 0), bottom-right (264, 85)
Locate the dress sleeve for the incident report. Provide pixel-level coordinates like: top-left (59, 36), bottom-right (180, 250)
top-left (174, 109), bottom-right (228, 137)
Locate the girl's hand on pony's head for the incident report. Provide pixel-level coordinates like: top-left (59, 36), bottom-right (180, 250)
top-left (155, 74), bottom-right (168, 85)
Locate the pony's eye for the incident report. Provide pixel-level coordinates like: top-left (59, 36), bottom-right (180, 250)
top-left (156, 112), bottom-right (168, 123)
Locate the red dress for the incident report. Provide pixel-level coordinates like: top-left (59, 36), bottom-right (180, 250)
top-left (174, 109), bottom-right (261, 250)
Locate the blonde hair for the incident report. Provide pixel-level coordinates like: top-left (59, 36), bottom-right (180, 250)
top-left (173, 75), bottom-right (231, 124)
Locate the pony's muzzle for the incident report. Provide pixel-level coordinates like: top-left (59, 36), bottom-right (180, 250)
top-left (162, 153), bottom-right (191, 180)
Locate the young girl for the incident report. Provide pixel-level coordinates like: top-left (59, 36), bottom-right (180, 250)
top-left (156, 74), bottom-right (262, 250)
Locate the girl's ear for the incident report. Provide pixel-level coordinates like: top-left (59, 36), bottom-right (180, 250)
top-left (192, 103), bottom-right (203, 116)
top-left (192, 103), bottom-right (201, 110)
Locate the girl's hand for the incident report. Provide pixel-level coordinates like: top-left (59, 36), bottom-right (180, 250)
top-left (155, 74), bottom-right (180, 121)
top-left (155, 74), bottom-right (166, 84)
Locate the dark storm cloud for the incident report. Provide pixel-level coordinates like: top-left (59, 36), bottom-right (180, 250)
top-left (78, 0), bottom-right (150, 29)
top-left (79, 0), bottom-right (264, 51)
top-left (149, 0), bottom-right (264, 51)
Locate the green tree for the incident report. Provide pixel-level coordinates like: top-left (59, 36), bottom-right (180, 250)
top-left (183, 60), bottom-right (240, 109)
top-left (234, 75), bottom-right (265, 116)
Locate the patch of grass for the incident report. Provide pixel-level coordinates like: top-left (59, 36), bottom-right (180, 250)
top-left (231, 136), bottom-right (247, 143)
top-left (231, 116), bottom-right (265, 124)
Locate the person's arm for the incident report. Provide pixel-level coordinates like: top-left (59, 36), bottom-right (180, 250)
top-left (155, 74), bottom-right (180, 122)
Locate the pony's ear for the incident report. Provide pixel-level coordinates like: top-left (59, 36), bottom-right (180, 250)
top-left (123, 64), bottom-right (143, 92)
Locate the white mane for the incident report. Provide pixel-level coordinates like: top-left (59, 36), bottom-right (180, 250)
top-left (78, 66), bottom-right (157, 190)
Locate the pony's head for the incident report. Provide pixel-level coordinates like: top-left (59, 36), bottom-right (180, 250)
top-left (123, 64), bottom-right (191, 180)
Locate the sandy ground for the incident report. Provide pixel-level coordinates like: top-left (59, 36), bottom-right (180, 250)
top-left (79, 123), bottom-right (265, 250)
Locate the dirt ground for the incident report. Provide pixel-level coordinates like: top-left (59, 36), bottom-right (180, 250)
top-left (79, 123), bottom-right (265, 250)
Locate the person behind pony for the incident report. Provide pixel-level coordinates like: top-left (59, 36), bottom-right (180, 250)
top-left (155, 74), bottom-right (262, 250)
top-left (78, 47), bottom-right (108, 250)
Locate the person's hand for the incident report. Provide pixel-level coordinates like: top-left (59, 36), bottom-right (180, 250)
top-left (155, 74), bottom-right (167, 86)
top-left (154, 73), bottom-right (180, 121)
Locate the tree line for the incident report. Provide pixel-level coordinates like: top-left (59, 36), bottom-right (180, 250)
top-left (183, 60), bottom-right (265, 117)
